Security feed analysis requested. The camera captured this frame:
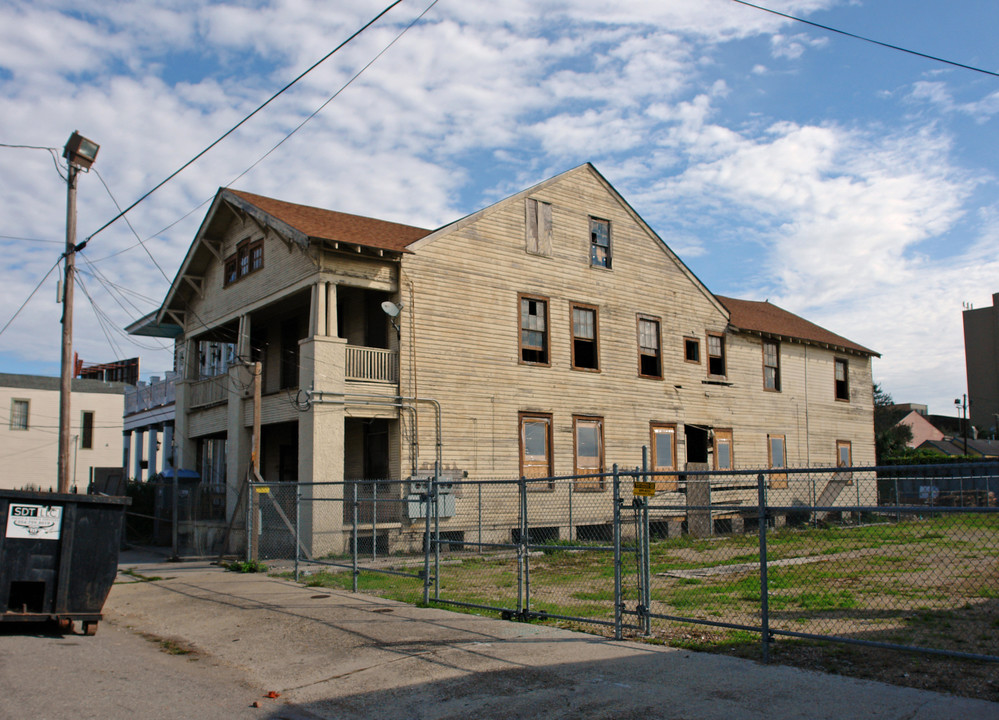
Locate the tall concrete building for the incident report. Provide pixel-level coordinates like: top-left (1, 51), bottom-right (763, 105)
top-left (963, 292), bottom-right (999, 434)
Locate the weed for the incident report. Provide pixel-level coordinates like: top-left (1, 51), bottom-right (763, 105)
top-left (224, 559), bottom-right (268, 573)
top-left (120, 568), bottom-right (163, 582)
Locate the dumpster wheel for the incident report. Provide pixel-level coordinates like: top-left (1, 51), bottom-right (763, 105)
top-left (83, 621), bottom-right (98, 636)
top-left (57, 618), bottom-right (75, 634)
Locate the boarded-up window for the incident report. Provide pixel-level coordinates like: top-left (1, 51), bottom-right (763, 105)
top-left (763, 340), bottom-right (780, 391)
top-left (651, 423), bottom-right (677, 491)
top-left (520, 413), bottom-right (553, 488)
top-left (574, 416), bottom-right (605, 491)
top-left (768, 434), bottom-right (787, 489)
top-left (81, 411), bottom-right (94, 450)
top-left (638, 316), bottom-right (662, 379)
top-left (525, 199), bottom-right (553, 256)
top-left (520, 295), bottom-right (549, 365)
top-left (714, 429), bottom-right (733, 471)
top-left (571, 304), bottom-right (599, 371)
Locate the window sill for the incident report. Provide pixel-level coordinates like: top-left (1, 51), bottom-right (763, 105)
top-left (702, 378), bottom-right (733, 387)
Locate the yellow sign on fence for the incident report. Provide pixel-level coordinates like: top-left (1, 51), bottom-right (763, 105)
top-left (633, 481), bottom-right (656, 497)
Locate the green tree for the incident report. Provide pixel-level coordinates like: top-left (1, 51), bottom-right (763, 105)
top-left (873, 383), bottom-right (913, 463)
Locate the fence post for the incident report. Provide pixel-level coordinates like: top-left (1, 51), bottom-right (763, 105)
top-left (642, 451), bottom-right (652, 637)
top-left (171, 470), bottom-right (179, 561)
top-left (422, 476), bottom-right (431, 605)
top-left (569, 482), bottom-right (574, 542)
top-left (477, 482), bottom-right (482, 554)
top-left (433, 465), bottom-right (441, 602)
top-left (244, 478), bottom-right (252, 564)
top-left (352, 480), bottom-right (359, 593)
top-left (517, 476), bottom-right (526, 618)
top-left (372, 479), bottom-right (378, 561)
top-left (758, 473), bottom-right (770, 664)
top-left (894, 477), bottom-right (900, 522)
top-left (294, 482), bottom-right (301, 583)
top-left (613, 464), bottom-right (623, 641)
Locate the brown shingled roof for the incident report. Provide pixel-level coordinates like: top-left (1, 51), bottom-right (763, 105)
top-left (716, 296), bottom-right (878, 356)
top-left (227, 189), bottom-right (431, 252)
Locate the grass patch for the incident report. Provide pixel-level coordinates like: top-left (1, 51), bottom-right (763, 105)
top-left (120, 568), bottom-right (163, 582)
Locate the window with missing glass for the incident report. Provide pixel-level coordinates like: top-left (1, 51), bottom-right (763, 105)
top-left (834, 358), bottom-right (849, 401)
top-left (638, 316), bottom-right (662, 379)
top-left (571, 303), bottom-right (599, 371)
top-left (707, 332), bottom-right (726, 377)
top-left (763, 339), bottom-right (780, 391)
top-left (519, 294), bottom-right (550, 365)
top-left (590, 217), bottom-right (611, 268)
top-left (684, 337), bottom-right (700, 364)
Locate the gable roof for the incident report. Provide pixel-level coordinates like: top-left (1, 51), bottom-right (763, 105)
top-left (407, 163), bottom-right (730, 319)
top-left (716, 296), bottom-right (878, 357)
top-left (225, 189), bottom-right (431, 252)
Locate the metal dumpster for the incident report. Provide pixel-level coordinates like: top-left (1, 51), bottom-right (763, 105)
top-left (0, 489), bottom-right (130, 635)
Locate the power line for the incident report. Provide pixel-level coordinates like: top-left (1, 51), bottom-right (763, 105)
top-left (84, 0), bottom-right (410, 244)
top-left (0, 257), bottom-right (62, 339)
top-left (223, 0), bottom-right (441, 191)
top-left (731, 0), bottom-right (999, 78)
top-left (0, 142), bottom-right (66, 179)
top-left (93, 167), bottom-right (172, 283)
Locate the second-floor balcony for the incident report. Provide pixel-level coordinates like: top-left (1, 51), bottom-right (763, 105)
top-left (345, 346), bottom-right (398, 384)
top-left (188, 344), bottom-right (397, 410)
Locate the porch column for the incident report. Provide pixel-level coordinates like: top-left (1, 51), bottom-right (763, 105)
top-left (133, 429), bottom-right (144, 481)
top-left (163, 423), bottom-right (175, 471)
top-left (298, 334), bottom-right (347, 556)
top-left (122, 431), bottom-right (132, 481)
top-left (237, 313), bottom-right (252, 360)
top-left (173, 338), bottom-right (197, 472)
top-left (146, 426), bottom-right (159, 480)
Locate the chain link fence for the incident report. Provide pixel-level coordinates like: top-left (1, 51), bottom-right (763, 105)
top-left (123, 462), bottom-right (999, 664)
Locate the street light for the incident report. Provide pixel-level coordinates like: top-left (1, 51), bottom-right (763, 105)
top-left (57, 131), bottom-right (99, 494)
top-left (954, 395), bottom-right (968, 457)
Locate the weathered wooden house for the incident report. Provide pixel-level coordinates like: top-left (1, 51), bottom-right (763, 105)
top-left (131, 164), bottom-right (878, 553)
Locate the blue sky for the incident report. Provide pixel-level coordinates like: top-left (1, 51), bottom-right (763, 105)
top-left (1, 0), bottom-right (997, 418)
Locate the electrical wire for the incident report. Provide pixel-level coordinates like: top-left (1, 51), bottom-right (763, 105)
top-left (93, 167), bottom-right (172, 283)
top-left (731, 0), bottom-right (999, 78)
top-left (0, 257), bottom-right (62, 339)
top-left (0, 143), bottom-right (67, 179)
top-left (84, 0), bottom-right (410, 244)
top-left (223, 0), bottom-right (441, 191)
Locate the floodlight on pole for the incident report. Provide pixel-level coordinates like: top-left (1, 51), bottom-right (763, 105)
top-left (58, 131), bottom-right (99, 494)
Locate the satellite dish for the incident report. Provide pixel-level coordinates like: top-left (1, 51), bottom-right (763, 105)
top-left (381, 301), bottom-right (402, 318)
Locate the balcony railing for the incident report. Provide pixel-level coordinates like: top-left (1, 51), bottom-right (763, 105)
top-left (346, 346), bottom-right (398, 384)
top-left (189, 376), bottom-right (229, 409)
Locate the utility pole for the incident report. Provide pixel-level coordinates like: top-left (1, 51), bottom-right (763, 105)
top-left (58, 131), bottom-right (99, 493)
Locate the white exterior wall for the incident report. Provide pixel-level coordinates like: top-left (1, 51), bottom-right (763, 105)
top-left (0, 376), bottom-right (125, 492)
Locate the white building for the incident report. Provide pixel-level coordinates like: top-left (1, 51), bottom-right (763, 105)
top-left (0, 373), bottom-right (125, 492)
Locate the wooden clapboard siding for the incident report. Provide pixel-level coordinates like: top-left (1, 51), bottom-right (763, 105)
top-left (188, 404), bottom-right (227, 438)
top-left (397, 165), bottom-right (875, 483)
top-left (184, 222), bottom-right (315, 335)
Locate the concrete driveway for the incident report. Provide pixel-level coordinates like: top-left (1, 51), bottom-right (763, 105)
top-left (83, 550), bottom-right (997, 720)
